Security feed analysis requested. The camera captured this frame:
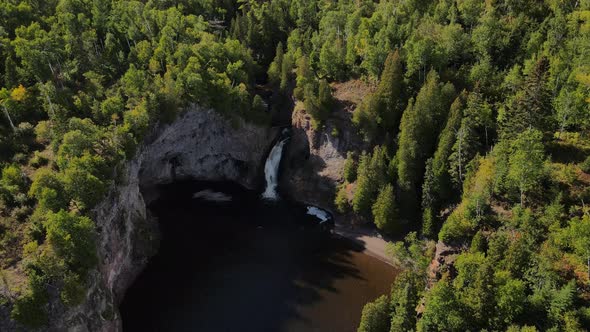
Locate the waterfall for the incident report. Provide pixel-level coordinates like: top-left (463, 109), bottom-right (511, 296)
top-left (261, 137), bottom-right (289, 200)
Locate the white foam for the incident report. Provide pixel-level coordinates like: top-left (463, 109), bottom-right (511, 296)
top-left (306, 206), bottom-right (330, 223)
top-left (193, 190), bottom-right (232, 202)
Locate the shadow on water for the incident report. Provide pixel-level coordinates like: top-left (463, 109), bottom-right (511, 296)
top-left (120, 180), bottom-right (396, 332)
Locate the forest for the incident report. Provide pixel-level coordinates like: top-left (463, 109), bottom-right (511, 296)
top-left (0, 0), bottom-right (589, 330)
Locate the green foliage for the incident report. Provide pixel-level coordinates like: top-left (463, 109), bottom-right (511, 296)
top-left (418, 278), bottom-right (465, 332)
top-left (248, 95), bottom-right (271, 126)
top-left (11, 270), bottom-right (48, 328)
top-left (372, 184), bottom-right (398, 234)
top-left (448, 90), bottom-right (492, 187)
top-left (495, 278), bottom-right (526, 326)
top-left (580, 155), bottom-right (590, 173)
top-left (1, 0), bottom-right (590, 329)
top-left (507, 129), bottom-right (546, 206)
top-left (353, 147), bottom-right (389, 217)
top-left (268, 42), bottom-right (284, 88)
top-left (421, 158), bottom-right (437, 238)
top-left (353, 152), bottom-right (374, 216)
top-left (499, 57), bottom-right (554, 140)
top-left (439, 156), bottom-right (494, 243)
top-left (29, 168), bottom-right (68, 212)
top-left (343, 152), bottom-right (358, 183)
top-left (60, 273), bottom-right (86, 307)
top-left (387, 232), bottom-right (434, 274)
top-left (357, 295), bottom-right (390, 332)
top-left (389, 271), bottom-right (423, 331)
top-left (1, 164), bottom-right (26, 194)
top-left (396, 71), bottom-right (455, 222)
top-left (335, 183), bottom-right (350, 214)
top-left (353, 50), bottom-right (405, 142)
top-left (45, 210), bottom-right (97, 275)
top-left (303, 79), bottom-right (334, 129)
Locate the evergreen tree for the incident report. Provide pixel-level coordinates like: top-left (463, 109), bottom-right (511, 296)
top-left (422, 92), bottom-right (467, 238)
top-left (353, 147), bottom-right (388, 217)
top-left (353, 152), bottom-right (373, 216)
top-left (418, 278), bottom-right (465, 331)
top-left (353, 50), bottom-right (404, 142)
top-left (449, 89), bottom-right (493, 187)
top-left (389, 272), bottom-right (422, 332)
top-left (375, 50), bottom-right (404, 134)
top-left (507, 128), bottom-right (545, 206)
top-left (396, 71), bottom-right (454, 222)
top-left (280, 53), bottom-right (293, 91)
top-left (421, 158), bottom-right (438, 238)
top-left (462, 261), bottom-right (495, 328)
top-left (268, 42), bottom-right (284, 87)
top-left (372, 184), bottom-right (398, 233)
top-left (358, 295), bottom-right (390, 332)
top-left (499, 57), bottom-right (553, 139)
top-left (343, 151), bottom-right (358, 182)
top-left (335, 183), bottom-right (350, 213)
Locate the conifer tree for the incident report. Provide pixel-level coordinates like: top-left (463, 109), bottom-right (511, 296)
top-left (268, 42), bottom-right (284, 88)
top-left (396, 71), bottom-right (455, 222)
top-left (375, 50), bottom-right (404, 133)
top-left (343, 151), bottom-right (358, 182)
top-left (358, 295), bottom-right (390, 332)
top-left (353, 152), bottom-right (373, 216)
top-left (353, 146), bottom-right (388, 217)
top-left (499, 57), bottom-right (552, 140)
top-left (372, 183), bottom-right (398, 233)
top-left (508, 128), bottom-right (545, 206)
top-left (353, 50), bottom-right (404, 142)
top-left (449, 89), bottom-right (491, 188)
top-left (430, 92), bottom-right (467, 200)
top-left (390, 272), bottom-right (423, 331)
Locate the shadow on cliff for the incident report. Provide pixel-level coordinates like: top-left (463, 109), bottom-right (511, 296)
top-left (119, 180), bottom-right (393, 332)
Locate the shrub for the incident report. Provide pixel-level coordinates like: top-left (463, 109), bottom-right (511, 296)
top-left (580, 155), bottom-right (590, 174)
top-left (334, 184), bottom-right (350, 214)
top-left (343, 152), bottom-right (357, 183)
top-left (358, 295), bottom-right (390, 332)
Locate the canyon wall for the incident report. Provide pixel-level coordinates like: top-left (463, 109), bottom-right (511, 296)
top-left (282, 94), bottom-right (368, 212)
top-left (17, 106), bottom-right (276, 331)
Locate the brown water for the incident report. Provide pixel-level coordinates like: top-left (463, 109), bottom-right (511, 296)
top-left (120, 181), bottom-right (397, 332)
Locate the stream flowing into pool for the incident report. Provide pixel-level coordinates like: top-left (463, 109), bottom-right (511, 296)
top-left (120, 134), bottom-right (397, 331)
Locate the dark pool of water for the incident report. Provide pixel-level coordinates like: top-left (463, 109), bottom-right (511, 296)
top-left (120, 181), bottom-right (397, 332)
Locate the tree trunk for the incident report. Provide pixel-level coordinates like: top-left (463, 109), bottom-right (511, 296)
top-left (2, 105), bottom-right (15, 132)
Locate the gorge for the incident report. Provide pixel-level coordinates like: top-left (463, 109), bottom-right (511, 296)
top-left (7, 106), bottom-right (395, 332)
top-left (116, 112), bottom-right (397, 331)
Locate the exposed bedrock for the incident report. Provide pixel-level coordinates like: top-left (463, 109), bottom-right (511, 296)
top-left (31, 106), bottom-right (276, 331)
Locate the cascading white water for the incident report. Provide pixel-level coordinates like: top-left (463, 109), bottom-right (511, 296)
top-left (261, 137), bottom-right (289, 200)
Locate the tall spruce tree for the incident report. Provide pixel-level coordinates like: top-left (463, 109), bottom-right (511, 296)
top-left (372, 183), bottom-right (398, 233)
top-left (422, 91), bottom-right (467, 237)
top-left (396, 71), bottom-right (455, 222)
top-left (353, 50), bottom-right (404, 143)
top-left (375, 50), bottom-right (404, 134)
top-left (449, 90), bottom-right (489, 187)
top-left (499, 57), bottom-right (552, 140)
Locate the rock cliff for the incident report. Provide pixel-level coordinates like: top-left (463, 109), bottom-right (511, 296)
top-left (282, 81), bottom-right (370, 211)
top-left (3, 106), bottom-right (276, 331)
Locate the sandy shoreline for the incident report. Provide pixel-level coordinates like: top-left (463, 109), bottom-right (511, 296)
top-left (333, 222), bottom-right (394, 267)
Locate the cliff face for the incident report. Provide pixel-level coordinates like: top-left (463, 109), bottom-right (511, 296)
top-left (18, 106), bottom-right (276, 331)
top-left (282, 82), bottom-right (370, 211)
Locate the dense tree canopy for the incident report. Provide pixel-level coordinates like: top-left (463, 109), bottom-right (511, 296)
top-left (0, 0), bottom-right (589, 330)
